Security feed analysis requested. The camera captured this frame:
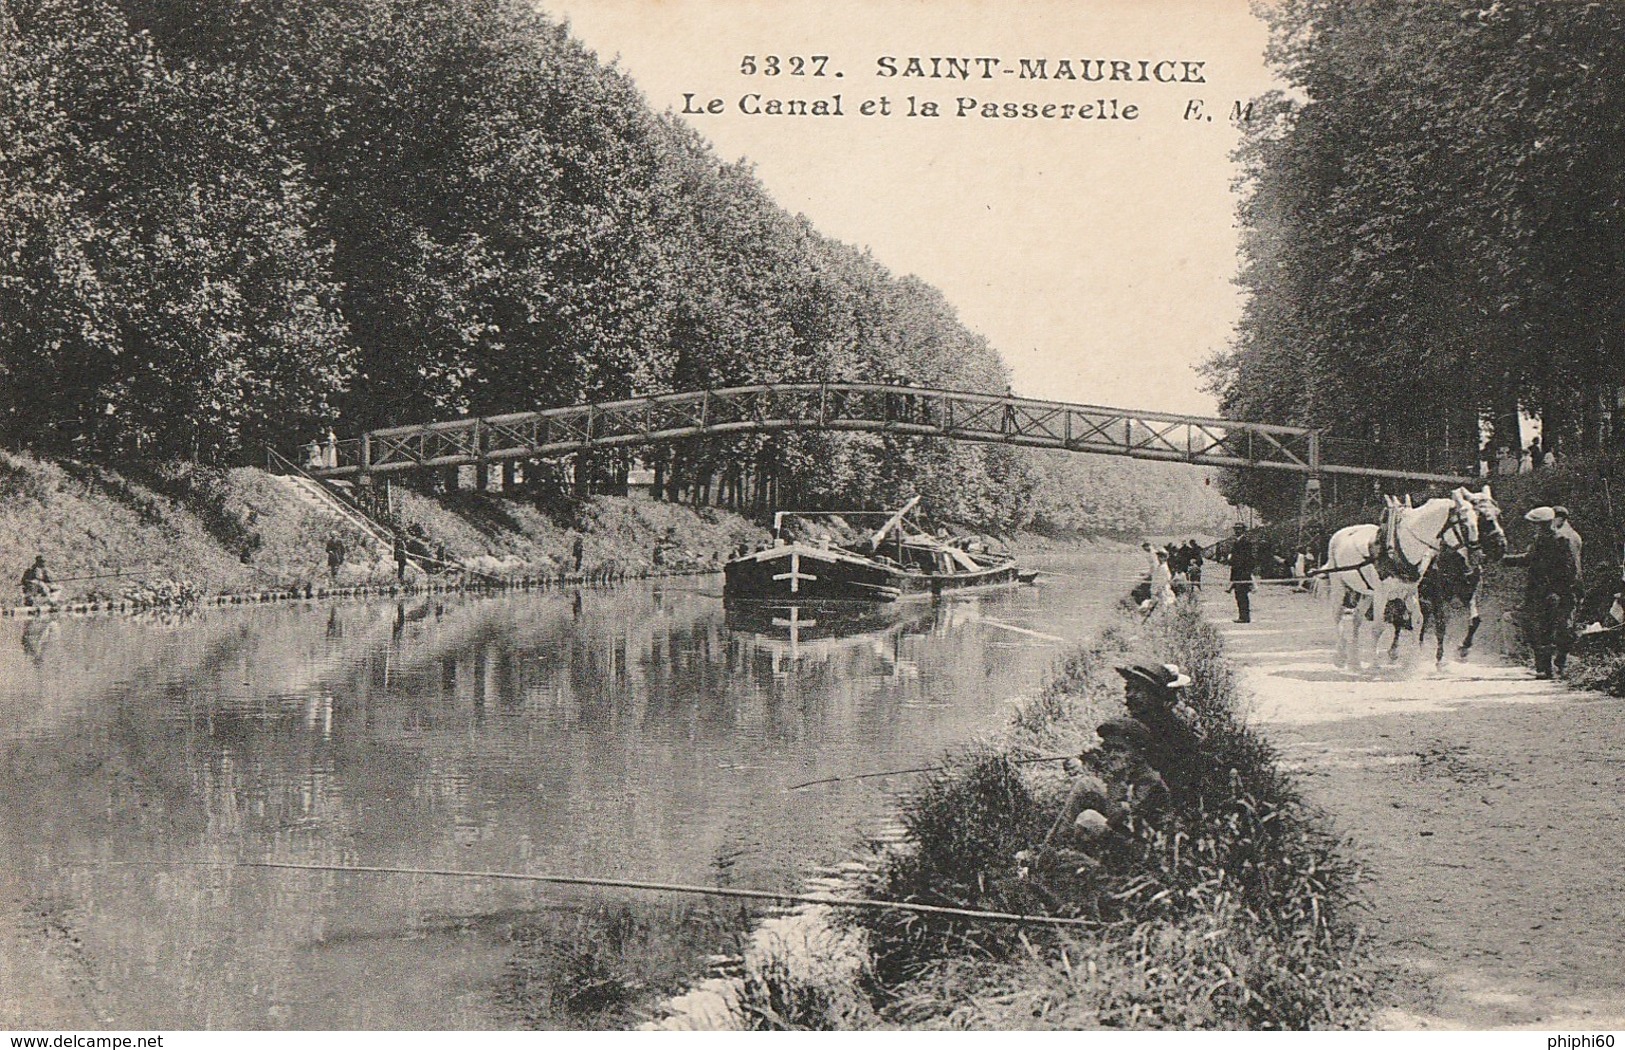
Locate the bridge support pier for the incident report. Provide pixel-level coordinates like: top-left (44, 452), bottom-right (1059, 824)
top-left (1301, 475), bottom-right (1322, 514)
top-left (1299, 475), bottom-right (1323, 547)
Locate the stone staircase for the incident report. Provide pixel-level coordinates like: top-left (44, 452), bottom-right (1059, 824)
top-left (264, 447), bottom-right (435, 574)
top-left (273, 473), bottom-right (394, 551)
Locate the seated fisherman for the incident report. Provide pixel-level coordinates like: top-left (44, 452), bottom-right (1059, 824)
top-left (1116, 662), bottom-right (1203, 794)
top-left (1015, 714), bottom-right (1170, 879)
top-left (1050, 716), bottom-right (1168, 835)
top-left (1018, 662), bottom-right (1203, 871)
top-left (21, 556), bottom-right (64, 607)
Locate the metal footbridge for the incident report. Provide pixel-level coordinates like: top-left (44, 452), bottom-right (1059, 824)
top-left (302, 382), bottom-right (1475, 486)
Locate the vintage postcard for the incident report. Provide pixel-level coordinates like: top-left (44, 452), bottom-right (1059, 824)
top-left (2, 0), bottom-right (1620, 1037)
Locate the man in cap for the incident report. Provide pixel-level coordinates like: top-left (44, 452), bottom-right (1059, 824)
top-left (325, 534), bottom-right (347, 583)
top-left (1020, 663), bottom-right (1200, 875)
top-left (1226, 523), bottom-right (1258, 622)
top-left (1503, 507), bottom-right (1581, 678)
top-left (1035, 716), bottom-right (1168, 858)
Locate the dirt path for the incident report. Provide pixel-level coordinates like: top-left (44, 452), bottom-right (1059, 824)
top-left (1205, 585), bottom-right (1625, 1030)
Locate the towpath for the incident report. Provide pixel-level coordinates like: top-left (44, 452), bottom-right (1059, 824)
top-left (1205, 584), bottom-right (1625, 1030)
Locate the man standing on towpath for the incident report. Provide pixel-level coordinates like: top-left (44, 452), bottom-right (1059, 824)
top-left (325, 535), bottom-right (346, 583)
top-left (1227, 523), bottom-right (1258, 623)
top-left (1503, 506), bottom-right (1581, 679)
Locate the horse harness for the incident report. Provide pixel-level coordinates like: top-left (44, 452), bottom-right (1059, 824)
top-left (1315, 500), bottom-right (1480, 592)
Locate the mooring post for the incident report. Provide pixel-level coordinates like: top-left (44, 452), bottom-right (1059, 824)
top-left (356, 432), bottom-right (373, 503)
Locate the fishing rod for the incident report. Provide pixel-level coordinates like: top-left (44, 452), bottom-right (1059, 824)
top-left (788, 752), bottom-right (1077, 791)
top-left (49, 568), bottom-right (156, 584)
top-left (120, 859), bottom-right (1101, 929)
top-left (407, 552), bottom-right (512, 584)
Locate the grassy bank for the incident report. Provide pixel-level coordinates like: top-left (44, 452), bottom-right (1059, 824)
top-left (493, 901), bottom-right (757, 1030)
top-left (687, 600), bottom-right (1373, 1030)
top-left (0, 449), bottom-right (765, 607)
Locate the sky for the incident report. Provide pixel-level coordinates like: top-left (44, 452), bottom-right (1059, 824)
top-left (543, 0), bottom-right (1280, 415)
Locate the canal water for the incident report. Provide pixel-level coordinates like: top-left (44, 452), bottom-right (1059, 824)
top-left (0, 549), bottom-right (1134, 1029)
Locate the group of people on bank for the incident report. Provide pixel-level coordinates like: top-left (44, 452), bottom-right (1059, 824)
top-left (1481, 435), bottom-right (1560, 478)
top-left (1138, 540), bottom-right (1205, 612)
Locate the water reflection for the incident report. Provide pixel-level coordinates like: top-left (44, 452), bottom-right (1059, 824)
top-left (0, 554), bottom-right (1130, 1028)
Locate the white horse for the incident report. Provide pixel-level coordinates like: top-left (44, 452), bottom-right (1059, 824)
top-left (1322, 486), bottom-right (1506, 670)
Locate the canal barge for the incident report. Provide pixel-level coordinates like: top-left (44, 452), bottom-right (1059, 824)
top-left (723, 497), bottom-right (1023, 603)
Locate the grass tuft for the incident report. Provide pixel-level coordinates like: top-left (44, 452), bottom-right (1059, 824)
top-left (497, 900), bottom-right (754, 1030)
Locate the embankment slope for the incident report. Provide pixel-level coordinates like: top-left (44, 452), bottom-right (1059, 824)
top-left (0, 450), bottom-right (764, 602)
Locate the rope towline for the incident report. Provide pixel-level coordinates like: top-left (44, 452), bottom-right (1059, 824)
top-left (194, 860), bottom-right (1102, 929)
top-left (1303, 555), bottom-right (1377, 579)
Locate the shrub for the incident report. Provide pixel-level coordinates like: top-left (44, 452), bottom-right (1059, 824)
top-left (1568, 650), bottom-right (1625, 696)
top-left (859, 749), bottom-right (1061, 988)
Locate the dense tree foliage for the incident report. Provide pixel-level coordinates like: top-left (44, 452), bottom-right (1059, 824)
top-left (1208, 0), bottom-right (1625, 517)
top-left (1, 0), bottom-right (1227, 532)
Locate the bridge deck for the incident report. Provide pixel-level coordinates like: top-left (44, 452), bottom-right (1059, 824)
top-left (297, 383), bottom-right (1475, 486)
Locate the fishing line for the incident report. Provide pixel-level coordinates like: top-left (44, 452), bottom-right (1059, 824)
top-left (116, 859), bottom-right (1100, 928)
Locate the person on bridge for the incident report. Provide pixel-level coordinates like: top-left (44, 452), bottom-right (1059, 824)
top-left (1502, 506), bottom-right (1581, 679)
top-left (1226, 523), bottom-right (1258, 623)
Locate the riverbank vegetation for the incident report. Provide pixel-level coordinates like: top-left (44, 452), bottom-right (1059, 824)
top-left (0, 448), bottom-right (764, 604)
top-left (1210, 0), bottom-right (1625, 518)
top-left (680, 601), bottom-right (1372, 1030)
top-left (496, 900), bottom-right (755, 1030)
top-left (0, 442), bottom-right (1223, 608)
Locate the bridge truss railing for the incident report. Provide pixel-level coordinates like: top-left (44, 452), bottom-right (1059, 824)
top-left (299, 383), bottom-right (1476, 486)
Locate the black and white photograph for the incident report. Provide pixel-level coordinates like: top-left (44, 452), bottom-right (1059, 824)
top-left (2, 0), bottom-right (1623, 1034)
